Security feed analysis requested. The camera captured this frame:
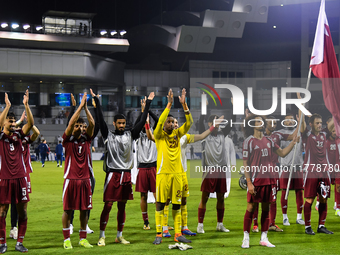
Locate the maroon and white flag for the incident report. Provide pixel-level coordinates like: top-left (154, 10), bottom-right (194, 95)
top-left (310, 0), bottom-right (340, 135)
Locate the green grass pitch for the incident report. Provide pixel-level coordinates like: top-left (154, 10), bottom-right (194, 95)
top-left (4, 159), bottom-right (340, 254)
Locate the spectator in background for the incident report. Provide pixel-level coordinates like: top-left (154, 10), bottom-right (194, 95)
top-left (39, 140), bottom-right (49, 167)
top-left (55, 141), bottom-right (63, 168)
top-left (190, 145), bottom-right (194, 160)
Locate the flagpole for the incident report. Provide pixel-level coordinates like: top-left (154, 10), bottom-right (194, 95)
top-left (285, 67), bottom-right (312, 200)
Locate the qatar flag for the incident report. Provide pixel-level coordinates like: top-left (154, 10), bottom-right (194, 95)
top-left (310, 0), bottom-right (340, 135)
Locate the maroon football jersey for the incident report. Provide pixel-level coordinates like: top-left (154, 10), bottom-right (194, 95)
top-left (326, 137), bottom-right (337, 165)
top-left (0, 129), bottom-right (27, 179)
top-left (22, 135), bottom-right (33, 174)
top-left (302, 129), bottom-right (328, 172)
top-left (243, 135), bottom-right (280, 186)
top-left (63, 132), bottom-right (92, 179)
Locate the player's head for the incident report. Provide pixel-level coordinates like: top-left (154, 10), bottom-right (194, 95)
top-left (174, 118), bottom-right (179, 129)
top-left (326, 116), bottom-right (332, 125)
top-left (309, 113), bottom-right (322, 132)
top-left (330, 127), bottom-right (337, 140)
top-left (113, 114), bottom-right (126, 132)
top-left (242, 114), bottom-right (266, 137)
top-left (73, 117), bottom-right (85, 137)
top-left (164, 114), bottom-right (174, 134)
top-left (4, 112), bottom-right (16, 133)
top-left (207, 115), bottom-right (219, 127)
top-left (266, 115), bottom-right (277, 132)
top-left (59, 140), bottom-right (62, 144)
top-left (283, 113), bottom-right (295, 129)
top-left (43, 139), bottom-right (47, 144)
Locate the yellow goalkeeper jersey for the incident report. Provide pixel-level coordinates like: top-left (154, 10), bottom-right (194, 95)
top-left (154, 108), bottom-right (193, 174)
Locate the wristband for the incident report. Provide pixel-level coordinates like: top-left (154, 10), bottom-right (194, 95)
top-left (16, 120), bottom-right (22, 125)
top-left (209, 126), bottom-right (215, 132)
top-left (184, 109), bottom-right (189, 113)
top-left (145, 123), bottom-right (150, 130)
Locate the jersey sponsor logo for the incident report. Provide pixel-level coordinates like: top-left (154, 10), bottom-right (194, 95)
top-left (330, 144), bottom-right (336, 150)
top-left (312, 136), bottom-right (316, 140)
top-left (243, 151), bottom-right (248, 158)
top-left (254, 145), bottom-right (259, 150)
top-left (22, 196), bottom-right (27, 201)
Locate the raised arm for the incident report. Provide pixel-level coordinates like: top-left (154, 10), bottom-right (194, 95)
top-left (193, 115), bottom-right (224, 142)
top-left (15, 111), bottom-right (25, 127)
top-left (84, 93), bottom-right (95, 138)
top-left (145, 114), bottom-right (155, 142)
top-left (91, 97), bottom-right (100, 138)
top-left (275, 135), bottom-right (298, 157)
top-left (22, 90), bottom-right (34, 135)
top-left (66, 93), bottom-right (76, 127)
top-left (131, 93), bottom-right (154, 140)
top-left (154, 89), bottom-right (173, 139)
top-left (65, 93), bottom-right (86, 136)
top-left (0, 93), bottom-right (11, 128)
top-left (91, 88), bottom-right (108, 139)
top-left (30, 125), bottom-right (40, 142)
top-left (177, 88), bottom-right (193, 137)
top-left (297, 93), bottom-right (307, 133)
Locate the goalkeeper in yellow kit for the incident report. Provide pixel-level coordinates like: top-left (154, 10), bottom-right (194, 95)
top-left (152, 88), bottom-right (193, 245)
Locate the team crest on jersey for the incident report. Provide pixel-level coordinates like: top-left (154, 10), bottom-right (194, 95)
top-left (267, 143), bottom-right (271, 148)
top-left (321, 136), bottom-right (324, 140)
top-left (13, 136), bottom-right (17, 141)
top-left (174, 135), bottom-right (177, 140)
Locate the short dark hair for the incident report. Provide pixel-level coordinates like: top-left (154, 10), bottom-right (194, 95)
top-left (114, 114), bottom-right (126, 122)
top-left (6, 112), bottom-right (15, 119)
top-left (309, 113), bottom-right (322, 124)
top-left (167, 114), bottom-right (174, 119)
top-left (326, 116), bottom-right (332, 123)
top-left (242, 114), bottom-right (266, 138)
top-left (76, 117), bottom-right (85, 124)
top-left (267, 115), bottom-right (276, 120)
top-left (208, 115), bottom-right (219, 123)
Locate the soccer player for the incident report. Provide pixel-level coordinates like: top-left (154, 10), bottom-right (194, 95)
top-left (94, 90), bottom-right (155, 246)
top-left (39, 139), bottom-right (49, 167)
top-left (324, 126), bottom-right (340, 215)
top-left (152, 88), bottom-right (193, 245)
top-left (55, 141), bottom-right (63, 167)
top-left (146, 115), bottom-right (225, 238)
top-left (266, 115), bottom-right (300, 231)
top-left (62, 92), bottom-right (95, 249)
top-left (0, 90), bottom-right (34, 253)
top-left (67, 93), bottom-right (99, 234)
top-left (324, 125), bottom-right (340, 216)
top-left (197, 99), bottom-right (236, 234)
top-left (302, 114), bottom-right (334, 235)
top-left (135, 98), bottom-right (158, 230)
top-left (242, 114), bottom-right (297, 248)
